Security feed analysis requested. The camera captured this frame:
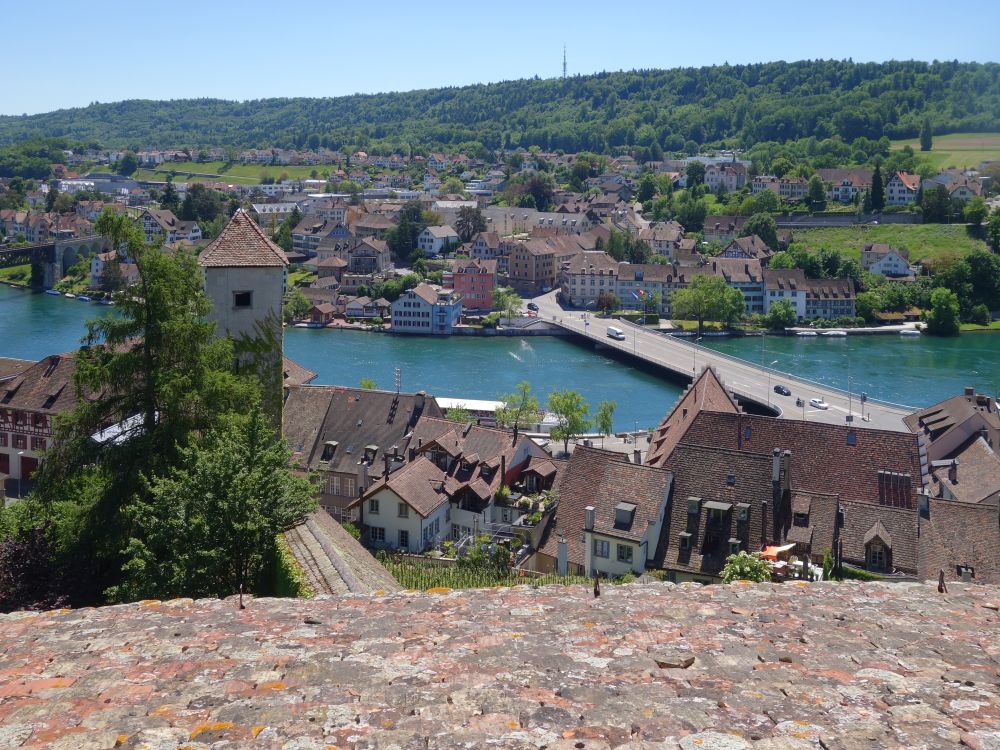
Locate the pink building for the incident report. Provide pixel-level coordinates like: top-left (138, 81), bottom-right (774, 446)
top-left (451, 258), bottom-right (496, 313)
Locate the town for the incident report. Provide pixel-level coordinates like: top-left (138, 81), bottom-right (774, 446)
top-left (1, 25), bottom-right (1000, 745)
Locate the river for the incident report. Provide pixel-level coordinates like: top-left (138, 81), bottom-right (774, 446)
top-left (1, 285), bottom-right (996, 428)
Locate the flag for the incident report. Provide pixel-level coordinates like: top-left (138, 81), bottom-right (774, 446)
top-left (637, 289), bottom-right (646, 299)
top-left (631, 290), bottom-right (640, 301)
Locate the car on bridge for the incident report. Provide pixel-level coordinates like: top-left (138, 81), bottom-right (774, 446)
top-left (810, 398), bottom-right (830, 410)
top-left (526, 302), bottom-right (539, 312)
top-left (773, 384), bottom-right (791, 397)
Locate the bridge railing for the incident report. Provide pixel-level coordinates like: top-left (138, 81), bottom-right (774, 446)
top-left (589, 317), bottom-right (915, 413)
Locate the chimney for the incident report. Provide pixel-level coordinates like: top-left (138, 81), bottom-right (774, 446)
top-left (501, 454), bottom-right (507, 485)
top-left (782, 449), bottom-right (792, 491)
top-left (771, 448), bottom-right (781, 483)
top-left (357, 462), bottom-right (369, 494)
top-left (948, 460), bottom-right (958, 485)
top-left (383, 452), bottom-right (391, 480)
top-left (964, 386), bottom-right (974, 400)
top-left (633, 449), bottom-right (642, 464)
top-left (408, 445), bottom-right (416, 462)
top-left (557, 537), bottom-right (568, 576)
top-left (584, 506), bottom-right (595, 531)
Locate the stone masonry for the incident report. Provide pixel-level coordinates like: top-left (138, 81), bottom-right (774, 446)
top-left (1, 581), bottom-right (1000, 749)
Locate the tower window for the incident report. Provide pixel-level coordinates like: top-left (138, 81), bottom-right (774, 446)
top-left (233, 291), bottom-right (253, 308)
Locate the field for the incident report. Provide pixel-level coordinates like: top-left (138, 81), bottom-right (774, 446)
top-left (92, 161), bottom-right (337, 185)
top-left (0, 264), bottom-right (31, 284)
top-left (890, 132), bottom-right (1000, 171)
top-left (788, 224), bottom-right (989, 265)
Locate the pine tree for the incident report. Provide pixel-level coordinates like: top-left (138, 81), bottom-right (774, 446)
top-left (920, 117), bottom-right (933, 152)
top-left (870, 164), bottom-right (885, 211)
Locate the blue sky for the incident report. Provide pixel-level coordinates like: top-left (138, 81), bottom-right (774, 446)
top-left (4, 0), bottom-right (998, 116)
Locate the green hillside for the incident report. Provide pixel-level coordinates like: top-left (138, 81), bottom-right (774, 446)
top-left (788, 224), bottom-right (989, 266)
top-left (1, 60), bottom-right (998, 154)
top-left (890, 132), bottom-right (1000, 171)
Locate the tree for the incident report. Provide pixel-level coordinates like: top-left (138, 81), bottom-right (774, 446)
top-left (988, 209), bottom-right (1000, 252)
top-left (920, 117), bottom-right (933, 152)
top-left (740, 212), bottom-right (778, 250)
top-left (855, 291), bottom-right (880, 323)
top-left (963, 196), bottom-right (989, 226)
top-left (547, 389), bottom-right (591, 456)
top-left (969, 304), bottom-right (991, 326)
top-left (637, 173), bottom-right (657, 202)
top-left (454, 205), bottom-right (486, 242)
top-left (925, 287), bottom-right (960, 336)
top-left (440, 176), bottom-right (466, 195)
top-left (0, 525), bottom-right (68, 613)
top-left (670, 274), bottom-right (745, 335)
top-left (116, 151), bottom-right (138, 176)
top-left (595, 292), bottom-right (620, 314)
top-left (109, 408), bottom-right (316, 601)
top-left (595, 400), bottom-right (616, 447)
top-left (445, 404), bottom-right (472, 423)
top-left (45, 185), bottom-right (58, 212)
top-left (922, 184), bottom-right (951, 223)
top-left (721, 551), bottom-right (772, 583)
top-left (765, 299), bottom-right (797, 330)
top-left (685, 161), bottom-right (705, 187)
top-left (99, 258), bottom-right (124, 293)
top-left (870, 164), bottom-right (885, 212)
top-left (492, 285), bottom-right (522, 321)
top-left (282, 288), bottom-right (310, 323)
top-left (359, 377), bottom-right (377, 390)
top-left (806, 174), bottom-right (826, 210)
top-left (161, 178), bottom-right (179, 213)
top-left (495, 381), bottom-right (541, 441)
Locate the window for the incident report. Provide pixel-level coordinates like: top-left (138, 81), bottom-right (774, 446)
top-left (398, 530), bottom-right (409, 549)
top-left (616, 544), bottom-right (633, 564)
top-left (868, 540), bottom-right (886, 571)
top-left (592, 539), bottom-right (609, 558)
top-left (370, 526), bottom-right (385, 543)
top-left (345, 478), bottom-right (355, 496)
top-left (398, 502), bottom-right (409, 518)
top-left (0, 433), bottom-right (6, 447)
top-left (13, 434), bottom-right (26, 450)
top-left (233, 291), bottom-right (253, 308)
top-left (687, 498), bottom-right (700, 516)
top-left (793, 512), bottom-right (809, 527)
top-left (368, 498), bottom-right (380, 514)
top-left (31, 437), bottom-right (45, 451)
top-left (679, 532), bottom-right (691, 550)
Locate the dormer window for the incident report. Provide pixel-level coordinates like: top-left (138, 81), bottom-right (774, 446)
top-left (793, 512), bottom-right (809, 527)
top-left (687, 497), bottom-right (700, 516)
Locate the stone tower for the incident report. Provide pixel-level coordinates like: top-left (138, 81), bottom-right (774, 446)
top-left (199, 209), bottom-right (288, 415)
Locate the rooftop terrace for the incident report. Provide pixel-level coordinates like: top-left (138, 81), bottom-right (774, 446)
top-left (1, 581), bottom-right (999, 748)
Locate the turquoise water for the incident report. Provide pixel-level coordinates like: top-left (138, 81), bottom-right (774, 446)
top-left (1, 284), bottom-right (997, 427)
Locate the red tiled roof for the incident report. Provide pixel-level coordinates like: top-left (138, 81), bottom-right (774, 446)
top-left (198, 209), bottom-right (288, 268)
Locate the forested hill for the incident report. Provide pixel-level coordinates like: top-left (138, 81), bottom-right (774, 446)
top-left (1, 60), bottom-right (998, 154)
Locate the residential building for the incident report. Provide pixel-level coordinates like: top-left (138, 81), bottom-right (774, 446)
top-left (351, 214), bottom-right (395, 240)
top-left (283, 386), bottom-right (442, 520)
top-left (560, 251), bottom-right (619, 308)
top-left (804, 277), bottom-right (856, 319)
top-left (720, 234), bottom-right (774, 263)
top-left (861, 243), bottom-right (915, 278)
top-left (250, 203), bottom-right (298, 229)
top-left (702, 215), bottom-right (746, 244)
top-left (762, 268), bottom-right (808, 320)
top-left (637, 221), bottom-right (684, 260)
top-left (508, 238), bottom-right (558, 296)
top-left (416, 225), bottom-right (459, 256)
top-left (904, 388), bottom-right (1000, 464)
top-left (0, 353), bottom-right (82, 488)
top-left (390, 283), bottom-right (462, 334)
top-left (450, 258), bottom-right (496, 313)
top-left (751, 175), bottom-right (807, 201)
top-left (704, 162), bottom-right (748, 193)
top-left (533, 446), bottom-right (672, 578)
top-left (291, 216), bottom-right (350, 255)
top-left (704, 257), bottom-right (766, 315)
top-left (356, 418), bottom-right (551, 552)
top-left (140, 208), bottom-right (202, 244)
top-left (816, 169), bottom-right (873, 203)
top-left (886, 171), bottom-right (921, 206)
top-left (469, 231), bottom-right (502, 262)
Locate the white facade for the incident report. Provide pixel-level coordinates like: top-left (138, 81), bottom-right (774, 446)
top-left (203, 266), bottom-right (286, 343)
top-left (764, 284), bottom-right (807, 320)
top-left (390, 285), bottom-right (462, 334)
top-left (362, 487), bottom-right (450, 553)
top-left (864, 249), bottom-right (911, 277)
top-left (417, 226), bottom-right (459, 256)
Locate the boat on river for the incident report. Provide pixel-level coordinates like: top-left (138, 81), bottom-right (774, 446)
top-left (63, 293), bottom-right (76, 299)
top-left (899, 329), bottom-right (921, 336)
top-left (796, 331), bottom-right (818, 337)
top-left (822, 330), bottom-right (847, 337)
top-left (45, 289), bottom-right (61, 296)
top-left (77, 295), bottom-right (92, 302)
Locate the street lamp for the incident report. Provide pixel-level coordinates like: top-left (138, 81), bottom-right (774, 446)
top-left (692, 336), bottom-right (703, 374)
top-left (766, 360), bottom-right (779, 408)
top-left (16, 451), bottom-right (24, 499)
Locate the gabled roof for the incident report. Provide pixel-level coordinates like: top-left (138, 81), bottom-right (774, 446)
top-left (646, 366), bottom-right (740, 468)
top-left (0, 352), bottom-right (83, 414)
top-left (538, 446), bottom-right (671, 566)
top-left (198, 209), bottom-right (288, 268)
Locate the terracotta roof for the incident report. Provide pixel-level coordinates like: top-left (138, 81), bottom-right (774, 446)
top-left (539, 446), bottom-right (670, 566)
top-left (921, 497), bottom-right (1000, 584)
top-left (0, 352), bottom-right (83, 415)
top-left (677, 411), bottom-right (925, 509)
top-left (892, 171), bottom-right (921, 191)
top-left (646, 366), bottom-right (741, 468)
top-left (839, 499), bottom-right (918, 572)
top-left (198, 209), bottom-right (288, 268)
top-left (934, 436), bottom-right (1000, 505)
top-left (281, 355), bottom-right (316, 387)
top-left (372, 458), bottom-right (450, 517)
top-left (724, 234), bottom-right (774, 257)
top-left (655, 443), bottom-right (774, 577)
top-left (282, 510), bottom-right (401, 595)
top-left (0, 357), bottom-right (33, 384)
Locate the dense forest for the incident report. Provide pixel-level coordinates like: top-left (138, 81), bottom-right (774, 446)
top-left (0, 60), bottom-right (997, 155)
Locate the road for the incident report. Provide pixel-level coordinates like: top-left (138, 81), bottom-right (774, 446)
top-left (528, 291), bottom-right (911, 432)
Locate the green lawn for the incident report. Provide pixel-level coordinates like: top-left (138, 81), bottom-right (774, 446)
top-left (288, 269), bottom-right (316, 287)
top-left (890, 132), bottom-right (1000, 171)
top-left (788, 224), bottom-right (988, 265)
top-left (0, 264), bottom-right (31, 285)
top-left (960, 321), bottom-right (1000, 332)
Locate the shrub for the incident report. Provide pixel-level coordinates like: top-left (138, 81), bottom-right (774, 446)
top-left (721, 551), bottom-right (772, 583)
top-left (342, 522), bottom-right (361, 540)
top-left (969, 304), bottom-right (991, 326)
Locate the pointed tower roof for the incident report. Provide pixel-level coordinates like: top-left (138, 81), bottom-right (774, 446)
top-left (645, 365), bottom-right (741, 468)
top-left (198, 209), bottom-right (289, 268)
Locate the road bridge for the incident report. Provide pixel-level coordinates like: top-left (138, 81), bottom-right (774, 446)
top-left (531, 292), bottom-right (912, 432)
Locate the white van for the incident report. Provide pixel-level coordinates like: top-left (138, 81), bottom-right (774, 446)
top-left (606, 326), bottom-right (626, 340)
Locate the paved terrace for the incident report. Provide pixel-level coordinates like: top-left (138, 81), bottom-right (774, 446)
top-left (532, 292), bottom-right (912, 432)
top-left (2, 581), bottom-right (1000, 748)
